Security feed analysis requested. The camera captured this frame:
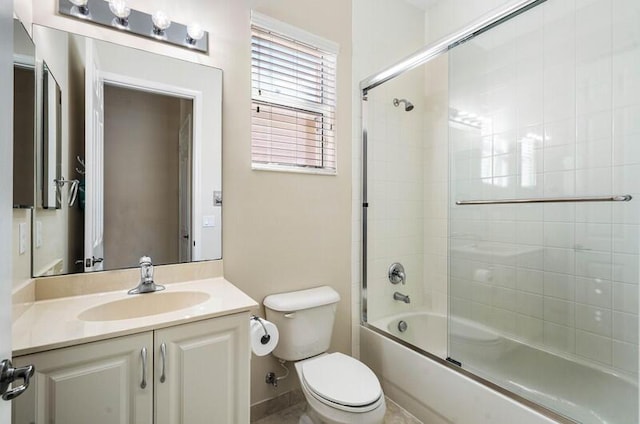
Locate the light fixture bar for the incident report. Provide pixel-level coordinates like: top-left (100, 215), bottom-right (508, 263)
top-left (58, 0), bottom-right (209, 53)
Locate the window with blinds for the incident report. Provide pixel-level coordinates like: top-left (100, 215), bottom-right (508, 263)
top-left (251, 15), bottom-right (337, 173)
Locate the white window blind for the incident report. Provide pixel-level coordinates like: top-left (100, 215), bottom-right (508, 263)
top-left (251, 17), bottom-right (337, 173)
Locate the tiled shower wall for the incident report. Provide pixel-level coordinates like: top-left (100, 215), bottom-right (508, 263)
top-left (365, 69), bottom-right (426, 323)
top-left (448, 0), bottom-right (639, 376)
top-left (352, 0), bottom-right (426, 344)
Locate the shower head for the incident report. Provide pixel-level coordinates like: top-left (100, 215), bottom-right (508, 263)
top-left (393, 98), bottom-right (414, 112)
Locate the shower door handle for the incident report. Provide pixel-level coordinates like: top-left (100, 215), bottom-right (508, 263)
top-left (456, 194), bottom-right (632, 205)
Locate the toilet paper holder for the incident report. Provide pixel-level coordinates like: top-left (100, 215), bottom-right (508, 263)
top-left (251, 315), bottom-right (271, 345)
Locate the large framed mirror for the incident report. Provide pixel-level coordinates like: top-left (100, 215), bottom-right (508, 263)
top-left (30, 25), bottom-right (222, 277)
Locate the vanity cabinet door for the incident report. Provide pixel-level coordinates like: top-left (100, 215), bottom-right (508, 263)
top-left (12, 332), bottom-right (153, 424)
top-left (154, 313), bottom-right (250, 424)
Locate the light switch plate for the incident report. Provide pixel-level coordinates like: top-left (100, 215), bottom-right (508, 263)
top-left (203, 215), bottom-right (216, 227)
top-left (18, 223), bottom-right (27, 255)
top-left (36, 221), bottom-right (42, 248)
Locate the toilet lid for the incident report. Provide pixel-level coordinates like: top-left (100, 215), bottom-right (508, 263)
top-left (301, 353), bottom-right (382, 407)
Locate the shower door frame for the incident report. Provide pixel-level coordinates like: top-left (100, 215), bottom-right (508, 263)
top-left (359, 0), bottom-right (577, 423)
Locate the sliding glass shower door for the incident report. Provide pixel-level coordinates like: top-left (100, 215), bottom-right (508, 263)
top-left (448, 1), bottom-right (639, 422)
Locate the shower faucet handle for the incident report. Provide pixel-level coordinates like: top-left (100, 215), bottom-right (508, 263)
top-left (388, 263), bottom-right (406, 285)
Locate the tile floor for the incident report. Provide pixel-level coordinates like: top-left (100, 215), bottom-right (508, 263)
top-left (253, 397), bottom-right (423, 424)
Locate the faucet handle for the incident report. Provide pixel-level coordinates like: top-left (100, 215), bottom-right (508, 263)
top-left (128, 255), bottom-right (164, 294)
top-left (388, 263), bottom-right (406, 285)
top-left (139, 256), bottom-right (154, 282)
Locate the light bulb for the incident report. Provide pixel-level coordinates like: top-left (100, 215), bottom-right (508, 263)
top-left (186, 22), bottom-right (205, 45)
top-left (68, 0), bottom-right (89, 15)
top-left (108, 0), bottom-right (131, 26)
top-left (152, 10), bottom-right (171, 36)
top-left (108, 0), bottom-right (130, 18)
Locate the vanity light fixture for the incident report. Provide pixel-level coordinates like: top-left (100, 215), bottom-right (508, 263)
top-left (151, 10), bottom-right (171, 38)
top-left (58, 0), bottom-right (209, 53)
top-left (108, 0), bottom-right (131, 28)
top-left (68, 0), bottom-right (89, 17)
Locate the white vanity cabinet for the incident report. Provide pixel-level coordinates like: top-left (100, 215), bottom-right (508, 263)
top-left (12, 312), bottom-right (250, 424)
top-left (12, 332), bottom-right (154, 424)
top-left (154, 313), bottom-right (250, 424)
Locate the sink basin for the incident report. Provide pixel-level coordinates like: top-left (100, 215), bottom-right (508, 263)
top-left (78, 291), bottom-right (211, 321)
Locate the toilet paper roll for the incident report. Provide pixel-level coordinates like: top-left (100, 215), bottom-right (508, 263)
top-left (250, 318), bottom-right (279, 356)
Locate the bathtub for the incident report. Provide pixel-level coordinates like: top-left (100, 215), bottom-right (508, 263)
top-left (364, 311), bottom-right (638, 424)
top-left (375, 312), bottom-right (508, 362)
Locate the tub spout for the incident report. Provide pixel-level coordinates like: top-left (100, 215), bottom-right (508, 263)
top-left (393, 292), bottom-right (410, 304)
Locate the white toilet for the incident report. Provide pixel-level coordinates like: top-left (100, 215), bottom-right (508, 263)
top-left (264, 286), bottom-right (386, 424)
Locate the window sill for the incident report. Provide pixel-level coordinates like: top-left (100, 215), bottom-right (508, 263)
top-left (251, 163), bottom-right (337, 176)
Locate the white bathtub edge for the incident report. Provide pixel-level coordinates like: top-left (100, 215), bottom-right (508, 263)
top-left (360, 325), bottom-right (561, 424)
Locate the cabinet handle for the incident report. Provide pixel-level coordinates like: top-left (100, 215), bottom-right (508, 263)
top-left (160, 343), bottom-right (166, 383)
top-left (140, 347), bottom-right (147, 389)
top-left (0, 359), bottom-right (35, 401)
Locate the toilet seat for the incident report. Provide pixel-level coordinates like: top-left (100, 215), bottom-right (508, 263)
top-left (300, 353), bottom-right (383, 413)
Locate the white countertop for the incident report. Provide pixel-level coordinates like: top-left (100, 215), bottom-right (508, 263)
top-left (13, 278), bottom-right (258, 356)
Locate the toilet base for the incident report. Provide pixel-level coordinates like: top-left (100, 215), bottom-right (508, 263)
top-left (298, 412), bottom-right (315, 424)
top-left (297, 396), bottom-right (386, 424)
top-left (294, 361), bottom-right (386, 424)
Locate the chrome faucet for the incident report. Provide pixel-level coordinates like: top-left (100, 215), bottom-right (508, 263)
top-left (128, 256), bottom-right (165, 294)
top-left (393, 291), bottom-right (410, 304)
top-left (388, 263), bottom-right (406, 285)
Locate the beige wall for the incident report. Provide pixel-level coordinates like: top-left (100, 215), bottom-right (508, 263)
top-left (103, 86), bottom-right (181, 269)
top-left (16, 0), bottom-right (353, 407)
top-left (225, 0), bottom-right (353, 405)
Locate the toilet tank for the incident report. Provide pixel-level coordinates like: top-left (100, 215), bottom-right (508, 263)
top-left (264, 286), bottom-right (340, 361)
